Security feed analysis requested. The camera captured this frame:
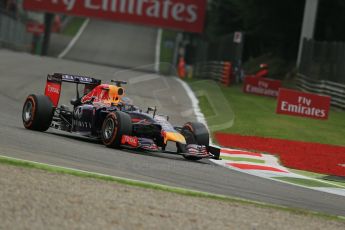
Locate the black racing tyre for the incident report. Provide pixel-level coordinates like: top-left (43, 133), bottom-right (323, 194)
top-left (22, 94), bottom-right (54, 131)
top-left (101, 111), bottom-right (132, 148)
top-left (177, 122), bottom-right (210, 161)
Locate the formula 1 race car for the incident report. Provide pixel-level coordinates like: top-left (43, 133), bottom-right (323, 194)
top-left (22, 73), bottom-right (220, 161)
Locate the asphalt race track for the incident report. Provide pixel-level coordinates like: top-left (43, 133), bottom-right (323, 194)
top-left (1, 50), bottom-right (345, 216)
top-left (64, 19), bottom-right (158, 71)
top-left (1, 19), bottom-right (345, 216)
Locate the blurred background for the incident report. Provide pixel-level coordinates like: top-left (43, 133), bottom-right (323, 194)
top-left (1, 0), bottom-right (345, 104)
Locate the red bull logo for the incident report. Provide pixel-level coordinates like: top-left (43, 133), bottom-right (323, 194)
top-left (81, 84), bottom-right (124, 105)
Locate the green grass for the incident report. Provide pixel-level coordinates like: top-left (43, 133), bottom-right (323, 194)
top-left (197, 95), bottom-right (216, 117)
top-left (221, 156), bottom-right (265, 164)
top-left (62, 18), bottom-right (85, 36)
top-left (273, 177), bottom-right (344, 188)
top-left (291, 169), bottom-right (345, 188)
top-left (191, 82), bottom-right (345, 146)
top-left (188, 80), bottom-right (345, 186)
top-left (0, 155), bottom-right (344, 221)
top-left (187, 79), bottom-right (235, 131)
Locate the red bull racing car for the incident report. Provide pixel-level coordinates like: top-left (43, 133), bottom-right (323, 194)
top-left (22, 73), bottom-right (220, 161)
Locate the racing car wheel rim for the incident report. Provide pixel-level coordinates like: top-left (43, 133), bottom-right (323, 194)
top-left (104, 119), bottom-right (115, 140)
top-left (23, 100), bottom-right (33, 122)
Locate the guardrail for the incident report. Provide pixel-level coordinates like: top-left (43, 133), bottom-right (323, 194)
top-left (296, 74), bottom-right (345, 109)
top-left (0, 11), bottom-right (31, 51)
top-left (299, 38), bottom-right (345, 84)
top-left (194, 61), bottom-right (233, 86)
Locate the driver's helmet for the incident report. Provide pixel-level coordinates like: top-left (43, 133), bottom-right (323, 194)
top-left (102, 85), bottom-right (124, 105)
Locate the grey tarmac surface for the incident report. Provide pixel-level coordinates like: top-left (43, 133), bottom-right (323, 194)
top-left (0, 49), bottom-right (345, 217)
top-left (63, 19), bottom-right (158, 71)
top-left (48, 33), bottom-right (73, 57)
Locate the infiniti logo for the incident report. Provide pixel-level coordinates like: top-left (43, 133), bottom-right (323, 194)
top-left (48, 85), bottom-right (60, 94)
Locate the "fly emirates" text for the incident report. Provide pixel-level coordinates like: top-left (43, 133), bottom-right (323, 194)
top-left (51, 0), bottom-right (198, 23)
top-left (280, 96), bottom-right (326, 118)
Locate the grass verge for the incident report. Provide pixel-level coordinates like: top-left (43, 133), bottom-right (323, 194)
top-left (191, 82), bottom-right (345, 146)
top-left (187, 79), bottom-right (345, 185)
top-left (0, 155), bottom-right (344, 221)
top-left (220, 156), bottom-right (265, 164)
top-left (62, 17), bottom-right (86, 37)
top-left (291, 169), bottom-right (345, 188)
top-left (273, 177), bottom-right (344, 188)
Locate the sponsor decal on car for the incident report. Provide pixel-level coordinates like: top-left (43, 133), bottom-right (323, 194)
top-left (72, 120), bottom-right (92, 129)
top-left (47, 85), bottom-right (60, 94)
top-left (62, 74), bottom-right (93, 83)
top-left (121, 135), bottom-right (139, 147)
top-left (44, 82), bottom-right (61, 107)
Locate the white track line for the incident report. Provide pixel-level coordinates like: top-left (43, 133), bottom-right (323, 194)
top-left (175, 77), bottom-right (213, 144)
top-left (154, 29), bottom-right (162, 73)
top-left (58, 18), bottom-right (90, 59)
top-left (174, 78), bottom-right (208, 125)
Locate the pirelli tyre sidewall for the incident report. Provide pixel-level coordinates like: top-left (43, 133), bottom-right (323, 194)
top-left (101, 111), bottom-right (132, 148)
top-left (178, 122), bottom-right (210, 161)
top-left (22, 94), bottom-right (54, 131)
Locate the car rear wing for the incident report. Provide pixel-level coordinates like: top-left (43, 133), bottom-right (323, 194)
top-left (47, 73), bottom-right (102, 85)
top-left (45, 73), bottom-right (102, 107)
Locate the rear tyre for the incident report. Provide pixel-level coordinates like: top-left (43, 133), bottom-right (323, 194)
top-left (22, 94), bottom-right (54, 131)
top-left (177, 122), bottom-right (210, 161)
top-left (101, 111), bottom-right (132, 148)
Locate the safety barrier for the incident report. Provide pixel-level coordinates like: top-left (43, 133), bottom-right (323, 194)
top-left (299, 38), bottom-right (345, 84)
top-left (296, 74), bottom-right (345, 109)
top-left (194, 61), bottom-right (233, 86)
top-left (0, 11), bottom-right (31, 51)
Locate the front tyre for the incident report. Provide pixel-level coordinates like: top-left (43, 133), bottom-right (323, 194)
top-left (101, 111), bottom-right (132, 148)
top-left (177, 122), bottom-right (210, 161)
top-left (22, 94), bottom-right (54, 131)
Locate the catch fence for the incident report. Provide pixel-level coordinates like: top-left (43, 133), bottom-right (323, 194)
top-left (0, 10), bottom-right (31, 51)
top-left (296, 74), bottom-right (345, 109)
top-left (299, 38), bottom-right (345, 84)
